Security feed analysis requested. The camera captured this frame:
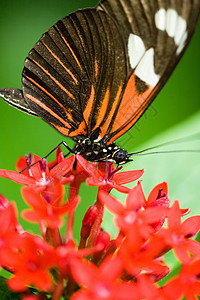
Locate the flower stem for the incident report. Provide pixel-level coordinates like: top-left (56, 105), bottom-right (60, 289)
top-left (45, 228), bottom-right (62, 247)
top-left (87, 190), bottom-right (104, 248)
top-left (65, 182), bottom-right (80, 241)
top-left (52, 279), bottom-right (63, 300)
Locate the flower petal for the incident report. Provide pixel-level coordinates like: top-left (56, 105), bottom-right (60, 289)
top-left (167, 200), bottom-right (181, 231)
top-left (71, 259), bottom-right (97, 287)
top-left (50, 155), bottom-right (75, 177)
top-left (28, 154), bottom-right (44, 180)
top-left (114, 169), bottom-right (144, 185)
top-left (99, 256), bottom-right (123, 281)
top-left (22, 187), bottom-right (47, 209)
top-left (76, 155), bottom-right (101, 179)
top-left (181, 208), bottom-right (191, 216)
top-left (108, 182), bottom-right (130, 193)
top-left (0, 170), bottom-right (35, 185)
top-left (126, 181), bottom-right (145, 210)
top-left (98, 190), bottom-right (124, 214)
top-left (16, 157), bottom-right (29, 174)
top-left (147, 182), bottom-right (168, 205)
top-left (181, 216), bottom-right (200, 237)
top-left (142, 206), bottom-right (169, 224)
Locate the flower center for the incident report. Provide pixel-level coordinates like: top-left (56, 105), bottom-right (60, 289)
top-left (124, 211), bottom-right (136, 224)
top-left (27, 260), bottom-right (38, 272)
top-left (157, 188), bottom-right (166, 199)
top-left (93, 283), bottom-right (111, 299)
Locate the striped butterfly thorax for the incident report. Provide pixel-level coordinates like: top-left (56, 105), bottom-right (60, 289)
top-left (0, 0), bottom-right (199, 164)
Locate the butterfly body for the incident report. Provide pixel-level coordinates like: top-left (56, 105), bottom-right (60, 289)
top-left (73, 135), bottom-right (130, 165)
top-left (0, 0), bottom-right (199, 163)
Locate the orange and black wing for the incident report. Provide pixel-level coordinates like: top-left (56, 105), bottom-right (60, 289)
top-left (96, 0), bottom-right (200, 144)
top-left (22, 8), bottom-right (128, 141)
top-left (0, 1), bottom-right (199, 144)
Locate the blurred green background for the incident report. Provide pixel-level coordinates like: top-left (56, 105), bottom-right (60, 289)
top-left (0, 0), bottom-right (199, 242)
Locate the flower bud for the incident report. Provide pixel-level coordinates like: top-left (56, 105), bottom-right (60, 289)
top-left (81, 205), bottom-right (98, 240)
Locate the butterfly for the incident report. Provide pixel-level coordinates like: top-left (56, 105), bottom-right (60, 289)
top-left (0, 0), bottom-right (199, 165)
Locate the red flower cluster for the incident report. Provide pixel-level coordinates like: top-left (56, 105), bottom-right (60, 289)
top-left (0, 152), bottom-right (200, 300)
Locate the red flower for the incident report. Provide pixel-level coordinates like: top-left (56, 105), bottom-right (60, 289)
top-left (86, 160), bottom-right (144, 193)
top-left (134, 274), bottom-right (161, 300)
top-left (65, 157), bottom-right (143, 244)
top-left (0, 195), bottom-right (23, 267)
top-left (80, 205), bottom-right (98, 248)
top-left (99, 181), bottom-right (168, 238)
top-left (145, 182), bottom-right (170, 231)
top-left (0, 151), bottom-right (200, 299)
top-left (0, 154), bottom-right (75, 196)
top-left (65, 155), bottom-right (100, 200)
top-left (0, 154), bottom-right (74, 186)
top-left (22, 296), bottom-right (41, 300)
top-left (22, 187), bottom-right (79, 228)
top-left (145, 182), bottom-right (169, 207)
top-left (70, 256), bottom-right (138, 300)
top-left (159, 200), bottom-right (200, 263)
top-left (3, 233), bottom-right (56, 292)
top-left (56, 240), bottom-right (101, 279)
top-left (118, 225), bottom-right (168, 278)
top-left (162, 258), bottom-right (200, 300)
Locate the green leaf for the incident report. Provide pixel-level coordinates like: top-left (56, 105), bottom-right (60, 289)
top-left (0, 276), bottom-right (20, 300)
top-left (124, 111), bottom-right (200, 216)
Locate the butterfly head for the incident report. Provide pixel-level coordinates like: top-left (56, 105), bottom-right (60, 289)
top-left (111, 148), bottom-right (132, 165)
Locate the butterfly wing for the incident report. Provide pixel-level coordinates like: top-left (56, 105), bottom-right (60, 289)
top-left (21, 8), bottom-right (128, 141)
top-left (97, 0), bottom-right (200, 144)
top-left (0, 88), bottom-right (37, 116)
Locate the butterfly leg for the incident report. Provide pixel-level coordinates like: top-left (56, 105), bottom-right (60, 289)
top-left (43, 141), bottom-right (74, 160)
top-left (19, 141), bottom-right (74, 173)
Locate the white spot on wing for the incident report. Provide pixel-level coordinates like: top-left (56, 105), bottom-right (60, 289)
top-left (166, 9), bottom-right (178, 38)
top-left (134, 48), bottom-right (160, 86)
top-left (175, 16), bottom-right (187, 46)
top-left (176, 31), bottom-right (188, 55)
top-left (155, 8), bottom-right (166, 31)
top-left (128, 34), bottom-right (146, 69)
top-left (155, 8), bottom-right (188, 56)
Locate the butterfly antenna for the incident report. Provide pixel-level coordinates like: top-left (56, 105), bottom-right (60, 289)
top-left (128, 132), bottom-right (200, 156)
top-left (132, 149), bottom-right (200, 157)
